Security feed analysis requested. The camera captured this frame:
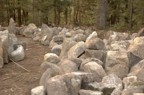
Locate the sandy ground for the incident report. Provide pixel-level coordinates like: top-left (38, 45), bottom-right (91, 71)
top-left (0, 36), bottom-right (49, 95)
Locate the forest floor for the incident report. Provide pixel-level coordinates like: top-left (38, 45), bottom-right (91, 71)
top-left (0, 36), bottom-right (49, 95)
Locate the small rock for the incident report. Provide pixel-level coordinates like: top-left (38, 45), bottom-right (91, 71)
top-left (44, 53), bottom-right (60, 64)
top-left (10, 45), bottom-right (25, 62)
top-left (51, 45), bottom-right (62, 56)
top-left (68, 41), bottom-right (87, 58)
top-left (31, 86), bottom-right (45, 95)
top-left (79, 89), bottom-right (103, 95)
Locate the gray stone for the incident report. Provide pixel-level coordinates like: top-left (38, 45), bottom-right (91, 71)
top-left (44, 53), bottom-right (60, 64)
top-left (0, 30), bottom-right (9, 63)
top-left (79, 90), bottom-right (103, 95)
top-left (83, 61), bottom-right (106, 82)
top-left (73, 33), bottom-right (86, 42)
top-left (51, 45), bottom-right (62, 56)
top-left (59, 59), bottom-right (78, 73)
top-left (68, 41), bottom-right (87, 58)
top-left (102, 74), bottom-right (123, 95)
top-left (123, 76), bottom-right (138, 88)
top-left (31, 86), bottom-right (45, 95)
top-left (127, 37), bottom-right (144, 67)
top-left (60, 38), bottom-right (77, 58)
top-left (128, 59), bottom-right (144, 81)
top-left (105, 51), bottom-right (129, 79)
top-left (84, 49), bottom-right (106, 62)
top-left (85, 36), bottom-right (105, 50)
top-left (8, 18), bottom-right (18, 34)
top-left (23, 23), bottom-right (37, 37)
top-left (10, 45), bottom-right (25, 62)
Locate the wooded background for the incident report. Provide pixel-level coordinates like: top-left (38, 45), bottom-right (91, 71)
top-left (0, 0), bottom-right (144, 30)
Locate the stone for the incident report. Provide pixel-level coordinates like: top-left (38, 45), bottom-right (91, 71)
top-left (31, 86), bottom-right (45, 95)
top-left (58, 59), bottom-right (78, 73)
top-left (105, 51), bottom-right (129, 79)
top-left (53, 35), bottom-right (64, 45)
top-left (84, 82), bottom-right (103, 91)
top-left (73, 33), bottom-right (86, 42)
top-left (51, 45), bottom-right (62, 56)
top-left (0, 42), bottom-right (3, 68)
top-left (84, 49), bottom-right (106, 62)
top-left (68, 41), bottom-right (87, 58)
top-left (46, 72), bottom-right (83, 95)
top-left (60, 38), bottom-right (77, 58)
top-left (10, 45), bottom-right (25, 62)
top-left (79, 90), bottom-right (103, 95)
top-left (8, 18), bottom-right (18, 34)
top-left (128, 59), bottom-right (144, 81)
top-left (68, 57), bottom-right (82, 68)
top-left (102, 74), bottom-right (123, 95)
top-left (85, 35), bottom-right (105, 50)
top-left (137, 28), bottom-right (144, 37)
top-left (121, 88), bottom-right (143, 95)
top-left (44, 53), bottom-right (60, 64)
top-left (83, 61), bottom-right (106, 82)
top-left (110, 40), bottom-right (131, 51)
top-left (134, 93), bottom-right (144, 95)
top-left (0, 30), bottom-right (9, 63)
top-left (23, 23), bottom-right (37, 37)
top-left (123, 76), bottom-right (138, 88)
top-left (80, 58), bottom-right (104, 70)
top-left (127, 37), bottom-right (144, 67)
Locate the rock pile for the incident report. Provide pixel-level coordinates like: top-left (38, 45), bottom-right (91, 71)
top-left (0, 18), bottom-right (25, 68)
top-left (28, 25), bottom-right (144, 95)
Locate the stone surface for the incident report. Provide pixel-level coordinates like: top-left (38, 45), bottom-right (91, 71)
top-left (0, 30), bottom-right (9, 63)
top-left (0, 42), bottom-right (3, 68)
top-left (137, 28), bottom-right (144, 37)
top-left (83, 61), bottom-right (106, 82)
top-left (127, 37), bottom-right (144, 68)
top-left (84, 49), bottom-right (106, 62)
top-left (105, 51), bottom-right (129, 79)
top-left (23, 23), bottom-right (37, 37)
top-left (51, 45), bottom-right (62, 56)
top-left (123, 76), bottom-right (138, 88)
top-left (102, 74), bottom-right (123, 95)
top-left (73, 33), bottom-right (86, 42)
top-left (31, 86), bottom-right (45, 95)
top-left (44, 53), bottom-right (60, 64)
top-left (134, 93), bottom-right (144, 95)
top-left (85, 36), bottom-right (105, 50)
top-left (10, 45), bottom-right (25, 62)
top-left (128, 59), bottom-right (144, 81)
top-left (79, 90), bottom-right (103, 95)
top-left (68, 41), bottom-right (87, 58)
top-left (59, 59), bottom-right (78, 73)
top-left (8, 18), bottom-right (18, 34)
top-left (60, 38), bottom-right (77, 58)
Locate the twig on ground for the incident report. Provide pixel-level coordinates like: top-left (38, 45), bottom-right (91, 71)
top-left (10, 59), bottom-right (30, 72)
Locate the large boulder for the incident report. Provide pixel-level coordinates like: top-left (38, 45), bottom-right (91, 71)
top-left (0, 30), bottom-right (9, 63)
top-left (8, 18), bottom-right (18, 34)
top-left (10, 45), bottom-right (25, 62)
top-left (101, 74), bottom-right (123, 95)
top-left (0, 42), bottom-right (3, 68)
top-left (51, 45), bottom-right (62, 56)
top-left (105, 51), bottom-right (129, 79)
top-left (82, 61), bottom-right (106, 82)
top-left (60, 38), bottom-right (77, 58)
top-left (85, 33), bottom-right (105, 50)
top-left (44, 53), bottom-right (60, 64)
top-left (128, 59), bottom-right (144, 81)
top-left (58, 59), bottom-right (78, 73)
top-left (23, 23), bottom-right (37, 37)
top-left (79, 90), bottom-right (103, 95)
top-left (68, 41), bottom-right (87, 58)
top-left (127, 37), bottom-right (144, 68)
top-left (40, 24), bottom-right (53, 46)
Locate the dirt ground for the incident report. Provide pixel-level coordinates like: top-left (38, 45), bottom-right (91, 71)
top-left (0, 36), bottom-right (50, 95)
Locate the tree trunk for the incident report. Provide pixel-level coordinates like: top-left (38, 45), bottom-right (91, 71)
top-left (98, 0), bottom-right (108, 29)
top-left (128, 0), bottom-right (133, 29)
